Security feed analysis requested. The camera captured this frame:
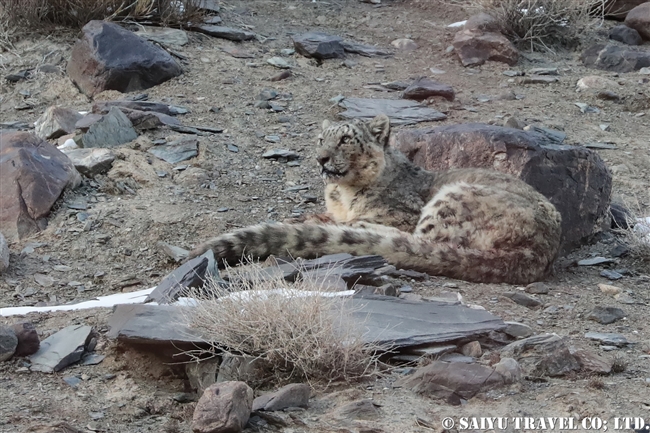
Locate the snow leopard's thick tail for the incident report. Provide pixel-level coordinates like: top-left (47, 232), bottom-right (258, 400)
top-left (189, 222), bottom-right (557, 284)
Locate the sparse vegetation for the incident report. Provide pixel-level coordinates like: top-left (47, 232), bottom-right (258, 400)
top-left (470, 0), bottom-right (607, 52)
top-left (587, 375), bottom-right (605, 389)
top-left (0, 0), bottom-right (205, 37)
top-left (611, 354), bottom-right (628, 373)
top-left (182, 263), bottom-right (386, 386)
top-left (612, 198), bottom-right (650, 266)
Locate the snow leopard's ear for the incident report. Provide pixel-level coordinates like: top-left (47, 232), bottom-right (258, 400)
top-left (322, 119), bottom-right (331, 130)
top-left (367, 114), bottom-right (390, 147)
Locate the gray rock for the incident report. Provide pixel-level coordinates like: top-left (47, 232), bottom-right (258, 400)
top-left (578, 256), bottom-right (615, 266)
top-left (0, 327), bottom-right (18, 362)
top-left (148, 137), bottom-right (199, 164)
top-left (330, 399), bottom-right (380, 420)
top-left (62, 148), bottom-right (115, 177)
top-left (581, 43), bottom-right (650, 73)
top-left (401, 77), bottom-right (455, 101)
top-left (341, 40), bottom-right (391, 57)
top-left (0, 132), bottom-right (81, 241)
top-left (460, 341), bottom-right (482, 357)
top-left (396, 361), bottom-right (508, 405)
top-left (252, 383), bottom-right (311, 411)
top-left (82, 107), bottom-right (138, 149)
top-left (392, 124), bottom-right (612, 251)
top-left (11, 322), bottom-right (40, 357)
top-left (569, 346), bottom-right (613, 374)
top-left (504, 292), bottom-right (542, 308)
top-left (338, 97), bottom-right (446, 125)
top-left (520, 75), bottom-right (559, 84)
top-left (186, 358), bottom-right (220, 394)
top-left (0, 232), bottom-right (8, 273)
top-left (292, 32), bottom-right (346, 60)
top-left (192, 382), bottom-right (254, 433)
top-left (587, 306), bottom-right (625, 324)
top-left (192, 25), bottom-right (256, 41)
top-left (67, 21), bottom-right (182, 97)
top-left (34, 106), bottom-right (83, 139)
top-left (494, 357), bottom-right (521, 383)
top-left (528, 67), bottom-right (559, 75)
top-left (257, 89), bottom-right (278, 101)
top-left (585, 331), bottom-right (630, 346)
top-left (29, 325), bottom-right (94, 372)
top-left (503, 321), bottom-right (534, 338)
top-left (157, 241), bottom-right (190, 263)
top-left (501, 334), bottom-right (580, 377)
top-left (609, 25), bottom-right (643, 45)
top-left (525, 282), bottom-right (549, 294)
top-left (601, 269), bottom-right (624, 280)
top-left (93, 100), bottom-right (186, 117)
top-left (266, 57), bottom-right (291, 69)
top-left (261, 149), bottom-right (300, 160)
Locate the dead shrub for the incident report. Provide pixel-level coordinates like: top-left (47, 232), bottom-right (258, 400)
top-left (611, 354), bottom-right (627, 373)
top-left (469, 0), bottom-right (607, 52)
top-left (0, 0), bottom-right (205, 36)
top-left (182, 262), bottom-right (386, 386)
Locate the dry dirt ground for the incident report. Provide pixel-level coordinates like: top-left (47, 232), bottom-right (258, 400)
top-left (1, 0), bottom-right (650, 432)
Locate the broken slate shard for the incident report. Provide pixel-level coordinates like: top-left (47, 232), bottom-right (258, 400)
top-left (29, 325), bottom-right (94, 372)
top-left (351, 294), bottom-right (505, 347)
top-left (82, 107), bottom-right (138, 148)
top-left (338, 98), bottom-right (446, 125)
top-left (147, 138), bottom-right (199, 164)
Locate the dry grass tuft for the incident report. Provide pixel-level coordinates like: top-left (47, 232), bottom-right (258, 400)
top-left (612, 198), bottom-right (650, 265)
top-left (182, 262), bottom-right (386, 386)
top-left (469, 0), bottom-right (607, 52)
top-left (0, 0), bottom-right (206, 39)
top-left (587, 375), bottom-right (605, 389)
top-left (611, 354), bottom-right (627, 374)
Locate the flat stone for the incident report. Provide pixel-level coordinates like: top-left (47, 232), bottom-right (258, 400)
top-left (67, 20), bottom-right (182, 97)
top-left (338, 98), bottom-right (446, 125)
top-left (570, 346), bottom-right (613, 374)
top-left (601, 269), bottom-right (624, 280)
top-left (587, 306), bottom-right (625, 324)
top-left (137, 26), bottom-right (189, 47)
top-left (585, 331), bottom-right (630, 346)
top-left (577, 75), bottom-right (620, 91)
top-left (504, 292), bottom-right (542, 308)
top-left (157, 241), bottom-right (190, 263)
top-left (82, 107), bottom-right (138, 149)
top-left (261, 149), bottom-right (300, 160)
top-left (62, 148), bottom-right (115, 177)
top-left (625, 2), bottom-right (650, 40)
top-left (29, 325), bottom-right (94, 372)
top-left (267, 57), bottom-right (291, 69)
top-left (578, 256), bottom-right (616, 266)
top-left (581, 43), bottom-right (650, 73)
top-left (0, 232), bottom-right (8, 274)
top-left (93, 100), bottom-right (185, 117)
top-left (609, 25), bottom-right (643, 45)
top-left (35, 106), bottom-right (83, 140)
top-left (520, 75), bottom-right (559, 84)
top-left (330, 399), bottom-right (380, 420)
top-left (252, 383), bottom-right (311, 411)
top-left (11, 322), bottom-right (40, 357)
top-left (119, 107), bottom-right (181, 130)
top-left (406, 343), bottom-right (457, 357)
top-left (401, 77), bottom-right (455, 101)
top-left (292, 32), bottom-right (346, 60)
top-left (341, 40), bottom-right (391, 57)
top-left (599, 283), bottom-right (623, 295)
top-left (148, 137), bottom-right (199, 164)
top-left (0, 132), bottom-right (81, 241)
top-left (391, 123), bottom-right (612, 251)
top-left (528, 67), bottom-right (559, 75)
top-left (504, 321), bottom-right (534, 338)
top-left (391, 38), bottom-right (418, 51)
top-left (452, 30), bottom-right (518, 67)
top-left (396, 361), bottom-right (508, 405)
top-left (0, 327), bottom-right (18, 362)
top-left (192, 382), bottom-right (254, 433)
top-left (191, 25), bottom-right (256, 42)
top-left (525, 282), bottom-right (550, 294)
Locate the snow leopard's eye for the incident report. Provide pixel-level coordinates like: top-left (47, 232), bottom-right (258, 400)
top-left (341, 135), bottom-right (351, 144)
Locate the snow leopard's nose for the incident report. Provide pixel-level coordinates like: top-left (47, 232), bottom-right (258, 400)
top-left (316, 154), bottom-right (330, 166)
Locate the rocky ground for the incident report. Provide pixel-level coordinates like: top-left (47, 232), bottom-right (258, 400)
top-left (1, 0), bottom-right (650, 432)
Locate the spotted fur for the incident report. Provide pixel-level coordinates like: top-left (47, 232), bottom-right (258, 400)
top-left (191, 115), bottom-right (562, 284)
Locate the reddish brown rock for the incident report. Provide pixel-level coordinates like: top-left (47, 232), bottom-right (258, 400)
top-left (401, 77), bottom-right (455, 101)
top-left (452, 30), bottom-right (518, 67)
top-left (396, 361), bottom-right (507, 405)
top-left (192, 381), bottom-right (253, 433)
top-left (12, 322), bottom-right (40, 357)
top-left (606, 0), bottom-right (648, 19)
top-left (67, 21), bottom-right (182, 97)
top-left (391, 123), bottom-right (612, 251)
top-left (0, 132), bottom-right (81, 241)
top-left (625, 2), bottom-right (650, 39)
top-left (34, 106), bottom-right (83, 140)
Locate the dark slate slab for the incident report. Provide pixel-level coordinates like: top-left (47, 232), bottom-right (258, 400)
top-left (29, 325), bottom-right (94, 373)
top-left (191, 25), bottom-right (256, 42)
top-left (145, 252), bottom-right (210, 304)
top-left (350, 295), bottom-right (506, 347)
top-left (147, 138), bottom-right (199, 164)
top-left (338, 98), bottom-right (446, 125)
